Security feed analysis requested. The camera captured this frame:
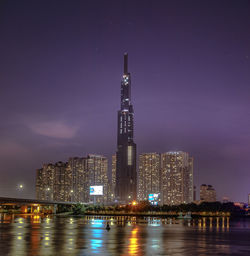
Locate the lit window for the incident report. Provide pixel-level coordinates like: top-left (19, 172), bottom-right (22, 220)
top-left (128, 146), bottom-right (132, 165)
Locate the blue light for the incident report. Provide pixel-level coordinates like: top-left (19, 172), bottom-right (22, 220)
top-left (91, 219), bottom-right (104, 228)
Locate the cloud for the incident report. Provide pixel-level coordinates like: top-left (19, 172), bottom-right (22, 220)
top-left (30, 121), bottom-right (78, 139)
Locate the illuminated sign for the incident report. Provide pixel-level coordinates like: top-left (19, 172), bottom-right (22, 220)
top-left (90, 186), bottom-right (103, 196)
top-left (148, 193), bottom-right (159, 205)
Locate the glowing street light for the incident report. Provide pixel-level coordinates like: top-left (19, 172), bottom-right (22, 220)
top-left (132, 201), bottom-right (137, 206)
top-left (18, 184), bottom-right (24, 190)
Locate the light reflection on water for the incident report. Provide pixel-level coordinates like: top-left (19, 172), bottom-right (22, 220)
top-left (1, 214), bottom-right (250, 255)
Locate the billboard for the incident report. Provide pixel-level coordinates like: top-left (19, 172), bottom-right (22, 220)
top-left (90, 185), bottom-right (103, 196)
top-left (148, 193), bottom-right (159, 205)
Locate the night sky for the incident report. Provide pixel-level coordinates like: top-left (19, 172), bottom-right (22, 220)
top-left (0, 0), bottom-right (250, 202)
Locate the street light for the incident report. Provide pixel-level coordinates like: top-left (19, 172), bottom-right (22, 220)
top-left (17, 184), bottom-right (24, 190)
top-left (70, 190), bottom-right (74, 202)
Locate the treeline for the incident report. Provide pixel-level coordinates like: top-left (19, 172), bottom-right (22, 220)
top-left (69, 201), bottom-right (247, 216)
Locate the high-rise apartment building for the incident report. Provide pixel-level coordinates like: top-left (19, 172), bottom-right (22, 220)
top-left (116, 53), bottom-right (137, 202)
top-left (200, 184), bottom-right (216, 202)
top-left (53, 161), bottom-right (72, 201)
top-left (111, 155), bottom-right (116, 200)
top-left (161, 151), bottom-right (193, 205)
top-left (36, 162), bottom-right (72, 202)
top-left (36, 163), bottom-right (55, 201)
top-left (68, 157), bottom-right (88, 202)
top-left (86, 154), bottom-right (108, 204)
top-left (138, 153), bottom-right (161, 201)
top-left (36, 155), bottom-right (108, 203)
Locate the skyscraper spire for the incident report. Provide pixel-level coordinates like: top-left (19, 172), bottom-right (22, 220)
top-left (124, 53), bottom-right (128, 74)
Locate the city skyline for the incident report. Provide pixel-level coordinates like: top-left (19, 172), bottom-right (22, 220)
top-left (1, 0), bottom-right (250, 202)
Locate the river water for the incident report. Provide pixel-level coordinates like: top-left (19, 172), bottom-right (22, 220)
top-left (0, 214), bottom-right (250, 255)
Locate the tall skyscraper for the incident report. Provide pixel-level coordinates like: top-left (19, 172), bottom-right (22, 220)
top-left (115, 53), bottom-right (137, 202)
top-left (138, 153), bottom-right (161, 201)
top-left (200, 184), bottom-right (216, 202)
top-left (161, 151), bottom-right (193, 205)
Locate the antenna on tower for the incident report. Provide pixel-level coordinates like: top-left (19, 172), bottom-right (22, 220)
top-left (124, 53), bottom-right (128, 74)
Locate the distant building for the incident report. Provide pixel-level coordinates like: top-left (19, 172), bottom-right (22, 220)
top-left (248, 194), bottom-right (250, 205)
top-left (36, 162), bottom-right (72, 202)
top-left (200, 184), bottom-right (216, 202)
top-left (138, 153), bottom-right (161, 201)
top-left (36, 163), bottom-right (55, 201)
top-left (53, 161), bottom-right (72, 201)
top-left (86, 154), bottom-right (108, 204)
top-left (222, 196), bottom-right (230, 203)
top-left (36, 155), bottom-right (108, 204)
top-left (111, 154), bottom-right (116, 201)
top-left (161, 151), bottom-right (193, 205)
top-left (193, 186), bottom-right (196, 201)
top-left (68, 157), bottom-right (88, 202)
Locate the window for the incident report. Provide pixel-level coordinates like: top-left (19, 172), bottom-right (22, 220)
top-left (128, 146), bottom-right (133, 165)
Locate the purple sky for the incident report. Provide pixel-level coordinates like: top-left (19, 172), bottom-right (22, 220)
top-left (0, 0), bottom-right (250, 202)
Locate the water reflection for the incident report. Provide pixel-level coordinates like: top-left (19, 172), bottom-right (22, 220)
top-left (128, 227), bottom-right (138, 255)
top-left (1, 214), bottom-right (250, 255)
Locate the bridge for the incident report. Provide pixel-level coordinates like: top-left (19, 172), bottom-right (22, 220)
top-left (0, 197), bottom-right (78, 214)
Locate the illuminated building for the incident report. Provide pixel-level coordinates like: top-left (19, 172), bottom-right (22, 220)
top-left (200, 184), bottom-right (216, 202)
top-left (161, 151), bottom-right (193, 205)
top-left (111, 154), bottom-right (116, 200)
top-left (68, 157), bottom-right (88, 202)
top-left (86, 154), bottom-right (108, 203)
top-left (53, 162), bottom-right (72, 201)
top-left (138, 153), bottom-right (161, 201)
top-left (116, 53), bottom-right (137, 202)
top-left (248, 194), bottom-right (250, 206)
top-left (36, 155), bottom-right (109, 203)
top-left (36, 164), bottom-right (55, 201)
top-left (36, 162), bottom-right (72, 201)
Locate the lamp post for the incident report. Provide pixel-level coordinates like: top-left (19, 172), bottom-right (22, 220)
top-left (70, 190), bottom-right (74, 202)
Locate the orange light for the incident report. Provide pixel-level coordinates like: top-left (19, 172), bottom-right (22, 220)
top-left (132, 201), bottom-right (137, 206)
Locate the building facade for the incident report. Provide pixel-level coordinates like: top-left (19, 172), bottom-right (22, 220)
top-left (161, 151), bottom-right (193, 205)
top-left (68, 157), bottom-right (88, 202)
top-left (86, 154), bottom-right (108, 204)
top-left (36, 162), bottom-right (72, 202)
top-left (111, 154), bottom-right (116, 201)
top-left (116, 53), bottom-right (137, 202)
top-left (200, 184), bottom-right (216, 202)
top-left (138, 153), bottom-right (161, 201)
top-left (36, 155), bottom-right (108, 203)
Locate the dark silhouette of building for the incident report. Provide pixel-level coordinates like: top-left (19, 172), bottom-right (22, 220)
top-left (115, 53), bottom-right (137, 202)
